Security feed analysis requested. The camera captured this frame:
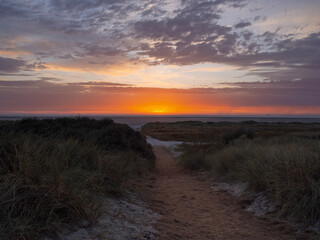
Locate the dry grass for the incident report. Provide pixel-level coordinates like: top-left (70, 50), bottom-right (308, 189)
top-left (141, 121), bottom-right (320, 141)
top-left (180, 137), bottom-right (320, 225)
top-left (145, 121), bottom-right (320, 225)
top-left (0, 118), bottom-right (155, 239)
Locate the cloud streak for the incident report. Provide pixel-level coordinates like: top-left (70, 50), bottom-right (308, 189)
top-left (0, 79), bottom-right (318, 114)
top-left (0, 57), bottom-right (27, 73)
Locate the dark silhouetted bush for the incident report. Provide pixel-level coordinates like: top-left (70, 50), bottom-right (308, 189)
top-left (222, 128), bottom-right (255, 144)
top-left (0, 118), bottom-right (155, 239)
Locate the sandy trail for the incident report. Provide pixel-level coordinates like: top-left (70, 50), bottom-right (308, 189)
top-left (137, 146), bottom-right (306, 240)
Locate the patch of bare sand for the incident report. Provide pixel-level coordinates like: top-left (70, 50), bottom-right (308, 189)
top-left (135, 146), bottom-right (309, 240)
top-left (48, 193), bottom-right (159, 240)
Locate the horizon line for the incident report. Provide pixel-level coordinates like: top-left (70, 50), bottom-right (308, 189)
top-left (1, 113), bottom-right (320, 119)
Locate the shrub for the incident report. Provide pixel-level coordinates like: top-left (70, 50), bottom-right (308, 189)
top-left (222, 128), bottom-right (255, 145)
top-left (5, 117), bottom-right (155, 160)
top-left (179, 150), bottom-right (209, 170)
top-left (0, 135), bottom-right (102, 239)
top-left (180, 137), bottom-right (320, 224)
top-left (0, 118), bottom-right (155, 239)
top-left (178, 143), bottom-right (223, 171)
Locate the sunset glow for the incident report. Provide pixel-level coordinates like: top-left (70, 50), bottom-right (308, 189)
top-left (0, 0), bottom-right (319, 116)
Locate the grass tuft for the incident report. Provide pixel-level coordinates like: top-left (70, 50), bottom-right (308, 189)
top-left (180, 137), bottom-right (320, 224)
top-left (0, 118), bottom-right (155, 239)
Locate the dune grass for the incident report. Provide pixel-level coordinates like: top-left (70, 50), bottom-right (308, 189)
top-left (179, 136), bottom-right (320, 225)
top-left (142, 121), bottom-right (320, 141)
top-left (0, 118), bottom-right (155, 240)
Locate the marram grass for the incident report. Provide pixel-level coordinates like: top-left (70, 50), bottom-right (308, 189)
top-left (180, 137), bottom-right (320, 224)
top-left (0, 118), bottom-right (155, 240)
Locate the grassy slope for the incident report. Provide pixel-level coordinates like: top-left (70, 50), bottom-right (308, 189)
top-left (143, 121), bottom-right (320, 225)
top-left (0, 118), bottom-right (155, 240)
top-left (179, 135), bottom-right (320, 225)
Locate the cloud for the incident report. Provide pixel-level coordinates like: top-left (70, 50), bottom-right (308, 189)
top-left (0, 2), bottom-right (27, 17)
top-left (0, 80), bottom-right (40, 87)
top-left (68, 81), bottom-right (133, 87)
top-left (0, 57), bottom-right (27, 73)
top-left (2, 0), bottom-right (249, 68)
top-left (181, 0), bottom-right (247, 8)
top-left (222, 78), bottom-right (320, 95)
top-left (134, 0), bottom-right (244, 65)
top-left (138, 29), bottom-right (320, 86)
top-left (0, 79), bottom-right (133, 88)
top-left (1, 0), bottom-right (318, 76)
top-left (234, 21), bottom-right (252, 28)
top-left (253, 15), bottom-right (267, 22)
top-left (0, 77), bottom-right (318, 114)
top-left (49, 0), bottom-right (121, 12)
top-left (0, 0), bottom-right (319, 115)
top-left (0, 57), bottom-right (49, 75)
top-left (76, 45), bottom-right (125, 57)
top-left (134, 14), bottom-right (226, 42)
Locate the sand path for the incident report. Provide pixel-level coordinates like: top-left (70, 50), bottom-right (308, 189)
top-left (137, 146), bottom-right (307, 240)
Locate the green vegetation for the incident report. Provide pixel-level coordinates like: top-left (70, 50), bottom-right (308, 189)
top-left (144, 119), bottom-right (320, 225)
top-left (0, 118), bottom-right (155, 240)
top-left (142, 120), bottom-right (320, 141)
top-left (179, 136), bottom-right (320, 225)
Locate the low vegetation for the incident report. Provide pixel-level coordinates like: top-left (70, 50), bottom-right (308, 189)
top-left (144, 120), bottom-right (320, 225)
top-left (179, 134), bottom-right (320, 225)
top-left (142, 120), bottom-right (320, 141)
top-left (0, 118), bottom-right (155, 240)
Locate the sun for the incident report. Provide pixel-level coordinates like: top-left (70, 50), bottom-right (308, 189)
top-left (151, 108), bottom-right (168, 114)
top-left (131, 102), bottom-right (179, 115)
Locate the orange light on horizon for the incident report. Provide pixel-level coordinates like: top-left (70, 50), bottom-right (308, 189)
top-left (2, 86), bottom-right (320, 116)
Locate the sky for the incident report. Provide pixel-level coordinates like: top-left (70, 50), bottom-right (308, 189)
top-left (0, 0), bottom-right (319, 115)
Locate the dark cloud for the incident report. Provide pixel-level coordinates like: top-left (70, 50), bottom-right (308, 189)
top-left (1, 1), bottom-right (318, 73)
top-left (134, 12), bottom-right (225, 42)
top-left (134, 0), bottom-right (250, 47)
top-left (3, 0), bottom-right (315, 75)
top-left (139, 42), bottom-right (221, 65)
top-left (234, 21), bottom-right (252, 29)
top-left (223, 78), bottom-right (320, 93)
top-left (134, 0), bottom-right (245, 65)
top-left (76, 45), bottom-right (124, 57)
top-left (182, 0), bottom-right (247, 8)
top-left (250, 7), bottom-right (263, 12)
top-left (241, 31), bottom-right (253, 41)
top-left (220, 78), bottom-right (320, 106)
top-left (49, 0), bottom-right (122, 12)
top-left (260, 31), bottom-right (278, 43)
top-left (261, 32), bottom-right (320, 71)
top-left (0, 0), bottom-right (319, 113)
top-left (0, 1), bottom-right (28, 18)
top-left (138, 24), bottom-right (320, 84)
top-left (39, 77), bottom-right (61, 81)
top-left (0, 73), bottom-right (32, 77)
top-left (253, 15), bottom-right (267, 22)
top-left (0, 57), bottom-right (48, 74)
top-left (68, 81), bottom-right (133, 87)
top-left (0, 57), bottom-right (27, 73)
top-left (0, 0), bottom-right (317, 71)
top-left (0, 80), bottom-right (40, 87)
top-left (0, 79), bottom-right (133, 92)
top-left (140, 4), bottom-right (167, 18)
top-left (26, 62), bottom-right (47, 70)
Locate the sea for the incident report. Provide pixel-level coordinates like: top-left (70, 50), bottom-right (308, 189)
top-left (1, 115), bottom-right (320, 130)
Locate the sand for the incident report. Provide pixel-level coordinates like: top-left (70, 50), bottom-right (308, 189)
top-left (136, 146), bottom-right (308, 240)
